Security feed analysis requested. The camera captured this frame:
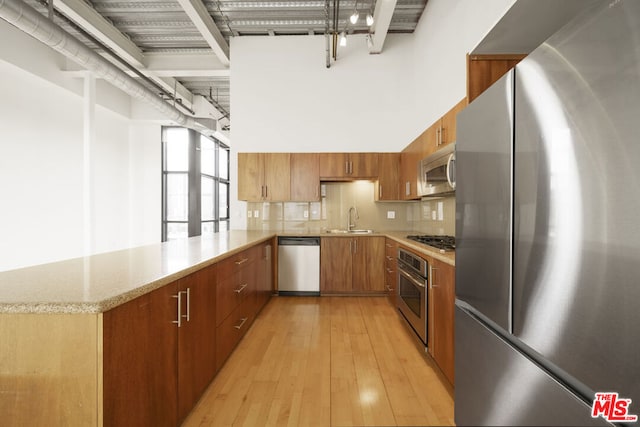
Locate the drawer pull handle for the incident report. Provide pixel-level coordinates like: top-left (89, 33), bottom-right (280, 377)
top-left (386, 256), bottom-right (393, 261)
top-left (234, 283), bottom-right (248, 293)
top-left (386, 286), bottom-right (394, 292)
top-left (235, 258), bottom-right (249, 265)
top-left (386, 268), bottom-right (394, 274)
top-left (234, 317), bottom-right (248, 330)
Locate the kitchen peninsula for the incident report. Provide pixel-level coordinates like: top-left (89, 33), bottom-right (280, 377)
top-left (0, 230), bottom-right (453, 426)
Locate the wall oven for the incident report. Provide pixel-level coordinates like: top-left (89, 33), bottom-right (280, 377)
top-left (397, 248), bottom-right (428, 346)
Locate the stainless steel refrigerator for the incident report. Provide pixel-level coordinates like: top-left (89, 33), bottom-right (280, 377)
top-left (455, 1), bottom-right (640, 425)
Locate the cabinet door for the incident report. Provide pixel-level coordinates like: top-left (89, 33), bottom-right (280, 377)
top-left (352, 236), bottom-right (385, 292)
top-left (255, 241), bottom-right (273, 312)
top-left (375, 153), bottom-right (400, 201)
top-left (400, 137), bottom-right (422, 200)
top-left (177, 266), bottom-right (217, 423)
top-left (320, 237), bottom-right (352, 293)
top-left (423, 120), bottom-right (440, 158)
top-left (263, 153), bottom-right (290, 201)
top-left (384, 239), bottom-right (398, 305)
top-left (431, 258), bottom-right (455, 384)
top-left (349, 153), bottom-right (379, 178)
top-left (290, 153), bottom-right (319, 201)
top-left (319, 153), bottom-right (349, 178)
top-left (103, 283), bottom-right (178, 427)
top-left (439, 98), bottom-right (467, 148)
top-left (238, 153), bottom-right (263, 201)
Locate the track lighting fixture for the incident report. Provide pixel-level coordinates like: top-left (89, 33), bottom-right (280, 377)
top-left (339, 31), bottom-right (347, 46)
top-left (350, 11), bottom-right (359, 24)
top-left (366, 12), bottom-right (374, 26)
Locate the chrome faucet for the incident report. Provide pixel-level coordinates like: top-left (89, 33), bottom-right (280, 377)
top-left (347, 206), bottom-right (359, 231)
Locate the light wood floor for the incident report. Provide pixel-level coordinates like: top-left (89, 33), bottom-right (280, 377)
top-left (183, 296), bottom-right (455, 426)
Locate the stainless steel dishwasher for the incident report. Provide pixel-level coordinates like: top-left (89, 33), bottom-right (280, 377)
top-left (277, 236), bottom-right (320, 296)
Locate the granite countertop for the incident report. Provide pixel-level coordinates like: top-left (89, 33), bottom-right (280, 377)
top-left (0, 231), bottom-right (275, 314)
top-left (0, 229), bottom-right (454, 314)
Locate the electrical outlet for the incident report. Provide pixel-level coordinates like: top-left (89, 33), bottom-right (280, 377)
top-left (387, 210), bottom-right (396, 219)
top-left (248, 210), bottom-right (252, 218)
top-left (254, 210), bottom-right (260, 218)
top-left (303, 210), bottom-right (309, 218)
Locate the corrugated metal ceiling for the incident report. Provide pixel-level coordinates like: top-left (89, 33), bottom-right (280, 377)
top-left (23, 0), bottom-right (428, 129)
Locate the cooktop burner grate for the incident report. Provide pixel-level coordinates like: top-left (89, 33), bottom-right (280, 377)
top-left (406, 235), bottom-right (455, 251)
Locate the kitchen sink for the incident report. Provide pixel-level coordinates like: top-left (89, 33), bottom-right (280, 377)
top-left (325, 229), bottom-right (375, 234)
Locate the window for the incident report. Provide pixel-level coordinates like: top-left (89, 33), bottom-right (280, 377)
top-left (162, 127), bottom-right (230, 241)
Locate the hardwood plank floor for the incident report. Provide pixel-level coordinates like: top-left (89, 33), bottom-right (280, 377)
top-left (183, 296), bottom-right (454, 427)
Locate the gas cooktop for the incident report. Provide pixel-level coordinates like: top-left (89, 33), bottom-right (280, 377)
top-left (406, 235), bottom-right (455, 251)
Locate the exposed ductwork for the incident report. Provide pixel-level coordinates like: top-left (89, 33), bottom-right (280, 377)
top-left (0, 0), bottom-right (215, 133)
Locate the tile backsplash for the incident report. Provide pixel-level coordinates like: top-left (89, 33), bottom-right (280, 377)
top-left (246, 181), bottom-right (456, 236)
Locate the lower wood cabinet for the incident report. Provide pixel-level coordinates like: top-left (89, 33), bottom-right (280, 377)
top-left (320, 236), bottom-right (385, 294)
top-left (429, 258), bottom-right (455, 385)
top-left (177, 267), bottom-right (218, 422)
top-left (103, 241), bottom-right (273, 427)
top-left (103, 280), bottom-right (180, 427)
top-left (384, 239), bottom-right (398, 306)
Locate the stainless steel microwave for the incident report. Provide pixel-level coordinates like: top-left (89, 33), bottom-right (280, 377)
top-left (418, 143), bottom-right (456, 197)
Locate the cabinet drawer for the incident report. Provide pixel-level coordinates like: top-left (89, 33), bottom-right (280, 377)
top-left (216, 266), bottom-right (255, 326)
top-left (217, 245), bottom-right (261, 281)
top-left (215, 296), bottom-right (255, 371)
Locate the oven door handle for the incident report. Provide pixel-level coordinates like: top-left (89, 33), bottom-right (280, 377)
top-left (399, 268), bottom-right (426, 288)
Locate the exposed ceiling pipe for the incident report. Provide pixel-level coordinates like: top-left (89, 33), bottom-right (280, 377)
top-left (0, 0), bottom-right (213, 132)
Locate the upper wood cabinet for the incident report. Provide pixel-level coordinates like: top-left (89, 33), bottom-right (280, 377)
top-left (400, 97), bottom-right (467, 200)
top-left (424, 98), bottom-right (468, 156)
top-left (375, 153), bottom-right (400, 201)
top-left (400, 135), bottom-right (423, 200)
top-left (319, 153), bottom-right (379, 179)
top-left (467, 54), bottom-right (526, 103)
top-left (438, 98), bottom-right (467, 149)
top-left (238, 153), bottom-right (290, 201)
top-left (290, 153), bottom-right (320, 201)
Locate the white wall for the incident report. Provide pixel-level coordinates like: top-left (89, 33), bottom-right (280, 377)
top-left (0, 21), bottom-right (161, 271)
top-left (229, 0), bottom-right (516, 229)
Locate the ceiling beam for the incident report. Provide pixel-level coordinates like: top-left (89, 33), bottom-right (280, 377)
top-left (367, 0), bottom-right (397, 54)
top-left (144, 52), bottom-right (230, 77)
top-left (175, 0), bottom-right (231, 66)
top-left (54, 0), bottom-right (194, 107)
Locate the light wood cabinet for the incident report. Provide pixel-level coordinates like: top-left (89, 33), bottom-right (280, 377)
top-left (400, 135), bottom-right (423, 200)
top-left (320, 236), bottom-right (385, 294)
top-left (423, 98), bottom-right (467, 157)
top-left (290, 153), bottom-right (320, 201)
top-left (384, 239), bottom-right (398, 306)
top-left (255, 240), bottom-right (274, 311)
top-left (467, 53), bottom-right (526, 103)
top-left (439, 98), bottom-right (467, 148)
top-left (238, 153), bottom-right (290, 201)
top-left (320, 237), bottom-right (352, 293)
top-left (319, 152), bottom-right (379, 179)
top-left (375, 153), bottom-right (400, 201)
top-left (429, 258), bottom-right (455, 385)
